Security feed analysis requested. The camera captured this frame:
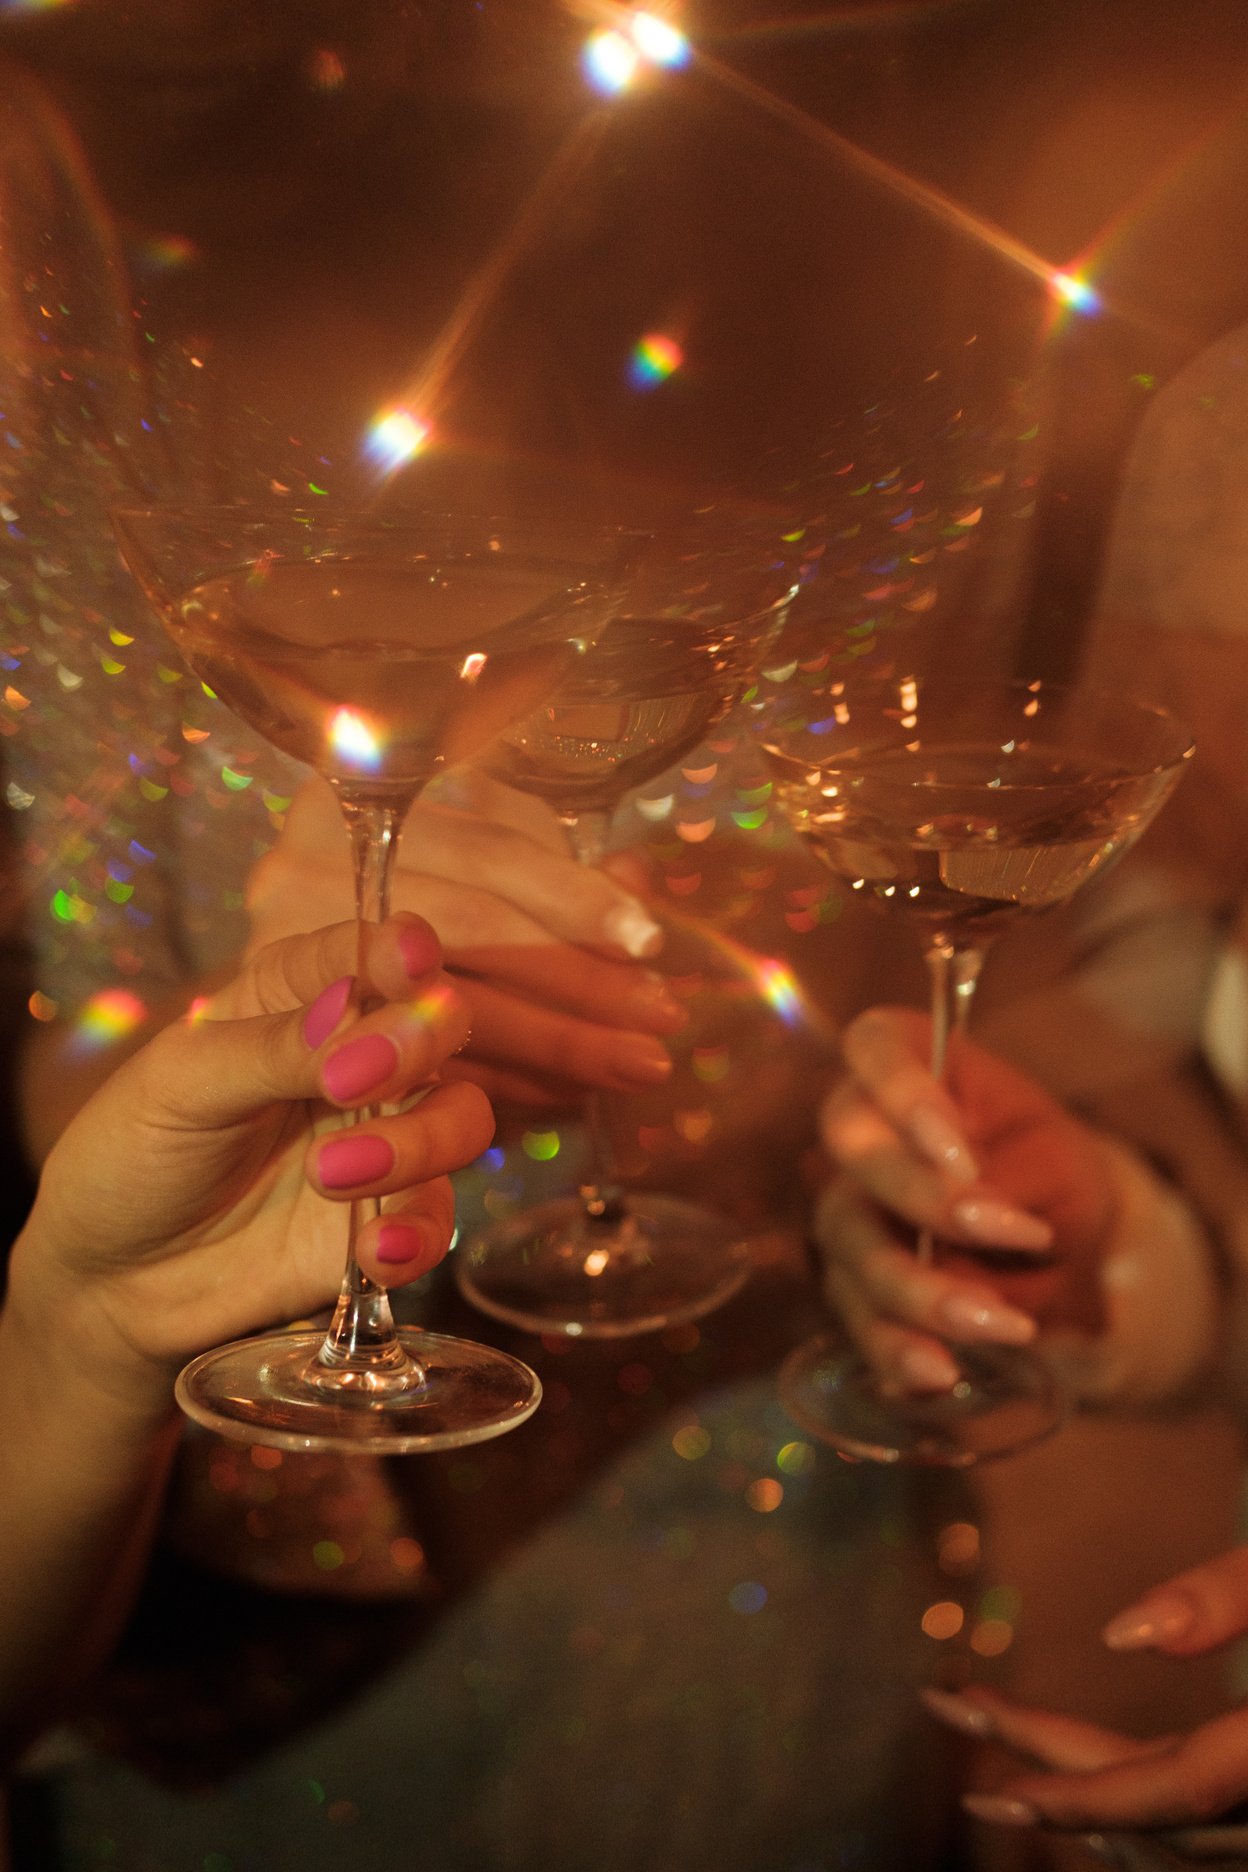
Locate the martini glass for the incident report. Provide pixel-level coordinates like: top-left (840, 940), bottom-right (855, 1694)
top-left (112, 505), bottom-right (637, 1452)
top-left (456, 545), bottom-right (796, 1337)
top-left (760, 674), bottom-right (1193, 1466)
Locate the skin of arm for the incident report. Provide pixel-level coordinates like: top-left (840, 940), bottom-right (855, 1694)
top-left (0, 912), bottom-right (493, 1764)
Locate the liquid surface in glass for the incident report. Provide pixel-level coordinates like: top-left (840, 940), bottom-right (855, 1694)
top-left (174, 557), bottom-right (589, 795)
top-left (487, 610), bottom-right (777, 814)
top-left (764, 737), bottom-right (1173, 942)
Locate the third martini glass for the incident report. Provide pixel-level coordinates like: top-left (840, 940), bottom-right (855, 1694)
top-left (113, 505), bottom-right (636, 1452)
top-left (456, 539), bottom-right (796, 1337)
top-left (760, 673), bottom-right (1192, 1465)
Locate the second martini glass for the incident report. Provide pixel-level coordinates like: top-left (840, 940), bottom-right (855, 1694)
top-left (457, 544), bottom-right (795, 1337)
top-left (760, 674), bottom-right (1193, 1466)
top-left (113, 505), bottom-right (636, 1452)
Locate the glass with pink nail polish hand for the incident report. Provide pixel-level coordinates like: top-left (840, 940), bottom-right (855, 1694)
top-left (761, 674), bottom-right (1192, 1466)
top-left (114, 504), bottom-right (638, 1452)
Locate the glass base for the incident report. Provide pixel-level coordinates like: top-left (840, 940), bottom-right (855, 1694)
top-left (778, 1332), bottom-right (1067, 1467)
top-left (174, 1327), bottom-right (542, 1454)
top-left (456, 1192), bottom-right (753, 1338)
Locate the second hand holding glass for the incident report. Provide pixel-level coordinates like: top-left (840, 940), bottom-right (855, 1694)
top-left (457, 543), bottom-right (796, 1337)
top-left (761, 674), bottom-right (1193, 1466)
top-left (113, 505), bottom-right (637, 1451)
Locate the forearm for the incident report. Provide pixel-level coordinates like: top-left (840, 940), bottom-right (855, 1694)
top-left (0, 1268), bottom-right (179, 1765)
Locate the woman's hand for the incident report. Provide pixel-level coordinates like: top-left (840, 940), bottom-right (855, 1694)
top-left (921, 1549), bottom-right (1248, 1859)
top-left (814, 1006), bottom-right (1120, 1394)
top-left (7, 913), bottom-right (494, 1412)
top-left (244, 776), bottom-right (684, 1112)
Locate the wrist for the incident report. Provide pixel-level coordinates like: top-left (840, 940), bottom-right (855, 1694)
top-left (4, 1223), bottom-right (179, 1432)
top-left (1043, 1136), bottom-right (1220, 1409)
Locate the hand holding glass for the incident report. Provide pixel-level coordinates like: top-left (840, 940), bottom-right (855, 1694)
top-left (761, 675), bottom-right (1192, 1465)
top-left (113, 505), bottom-right (636, 1451)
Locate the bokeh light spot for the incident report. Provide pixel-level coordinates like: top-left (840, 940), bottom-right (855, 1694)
top-left (921, 1600), bottom-right (965, 1640)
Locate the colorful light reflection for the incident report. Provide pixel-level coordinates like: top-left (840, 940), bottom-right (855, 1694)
top-left (583, 11), bottom-right (690, 92)
top-left (629, 332), bottom-right (683, 389)
top-left (73, 987), bottom-right (146, 1051)
top-left (328, 707), bottom-right (383, 771)
top-left (1050, 270), bottom-right (1100, 314)
top-left (365, 408), bottom-right (431, 474)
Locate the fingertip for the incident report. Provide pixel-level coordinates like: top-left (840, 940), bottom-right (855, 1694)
top-left (302, 974), bottom-right (355, 1050)
top-left (393, 913), bottom-right (443, 982)
top-left (367, 1216), bottom-right (450, 1284)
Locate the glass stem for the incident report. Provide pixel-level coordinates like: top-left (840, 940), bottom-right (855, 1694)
top-left (916, 939), bottom-right (986, 1269)
top-left (561, 807), bottom-right (626, 1226)
top-left (314, 792), bottom-right (417, 1384)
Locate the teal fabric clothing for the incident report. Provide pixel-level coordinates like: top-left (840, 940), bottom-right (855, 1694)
top-left (33, 1378), bottom-right (957, 1872)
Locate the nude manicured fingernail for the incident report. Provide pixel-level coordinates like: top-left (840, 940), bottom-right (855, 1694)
top-left (908, 1106), bottom-right (979, 1184)
top-left (919, 1688), bottom-right (997, 1738)
top-left (376, 1222), bottom-right (432, 1266)
top-left (397, 921), bottom-right (441, 980)
top-left (323, 1033), bottom-right (399, 1103)
top-left (950, 1196), bottom-right (1053, 1251)
top-left (303, 975), bottom-right (354, 1050)
top-left (1102, 1592), bottom-right (1195, 1650)
top-left (610, 1036), bottom-right (673, 1085)
top-left (632, 972), bottom-right (688, 1031)
top-left (962, 1795), bottom-right (1039, 1828)
top-left (604, 903), bottom-right (664, 959)
top-left (317, 1133), bottom-right (395, 1190)
top-left (898, 1344), bottom-right (961, 1391)
top-left (938, 1292), bottom-right (1037, 1345)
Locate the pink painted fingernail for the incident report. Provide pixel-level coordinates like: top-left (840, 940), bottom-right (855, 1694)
top-left (919, 1687), bottom-right (997, 1739)
top-left (397, 920), bottom-right (441, 981)
top-left (376, 1222), bottom-right (432, 1266)
top-left (303, 975), bottom-right (354, 1050)
top-left (1102, 1591), bottom-right (1195, 1650)
top-left (950, 1196), bottom-right (1053, 1252)
top-left (317, 1133), bottom-right (395, 1190)
top-left (962, 1795), bottom-right (1039, 1828)
top-left (323, 1033), bottom-right (399, 1103)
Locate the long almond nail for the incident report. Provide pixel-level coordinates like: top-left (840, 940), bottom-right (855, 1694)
top-left (908, 1106), bottom-right (979, 1184)
top-left (604, 903), bottom-right (664, 959)
top-left (938, 1292), bottom-right (1037, 1344)
top-left (950, 1196), bottom-right (1053, 1251)
top-left (919, 1687), bottom-right (997, 1739)
top-left (962, 1795), bottom-right (1039, 1828)
top-left (632, 972), bottom-right (688, 1032)
top-left (610, 1036), bottom-right (673, 1086)
top-left (1102, 1592), bottom-right (1195, 1650)
top-left (898, 1343), bottom-right (961, 1391)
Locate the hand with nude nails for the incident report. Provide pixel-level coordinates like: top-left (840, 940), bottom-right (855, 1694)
top-left (812, 1005), bottom-right (1123, 1396)
top-left (920, 1549), bottom-right (1248, 1859)
top-left (243, 775), bottom-right (683, 1116)
top-left (7, 912), bottom-right (493, 1415)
